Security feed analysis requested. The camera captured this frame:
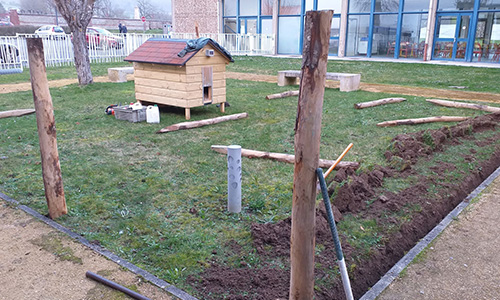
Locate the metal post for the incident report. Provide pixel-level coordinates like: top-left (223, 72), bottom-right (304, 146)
top-left (227, 145), bottom-right (242, 213)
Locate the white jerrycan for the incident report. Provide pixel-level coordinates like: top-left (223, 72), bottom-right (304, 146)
top-left (146, 105), bottom-right (160, 123)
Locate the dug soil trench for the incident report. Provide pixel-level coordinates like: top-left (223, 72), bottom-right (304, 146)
top-left (191, 112), bottom-right (500, 299)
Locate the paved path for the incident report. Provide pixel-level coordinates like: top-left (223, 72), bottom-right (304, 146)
top-left (0, 203), bottom-right (172, 300)
top-left (378, 175), bottom-right (500, 299)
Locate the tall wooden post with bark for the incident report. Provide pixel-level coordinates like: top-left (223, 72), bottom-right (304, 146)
top-left (27, 38), bottom-right (67, 219)
top-left (289, 10), bottom-right (333, 300)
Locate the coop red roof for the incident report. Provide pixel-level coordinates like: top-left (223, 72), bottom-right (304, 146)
top-left (124, 38), bottom-right (233, 66)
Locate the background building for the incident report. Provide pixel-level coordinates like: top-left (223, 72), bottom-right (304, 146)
top-left (172, 0), bottom-right (500, 63)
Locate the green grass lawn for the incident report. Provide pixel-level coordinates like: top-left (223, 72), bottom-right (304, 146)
top-left (1, 58), bottom-right (499, 297)
top-left (227, 56), bottom-right (500, 93)
top-left (2, 56), bottom-right (499, 94)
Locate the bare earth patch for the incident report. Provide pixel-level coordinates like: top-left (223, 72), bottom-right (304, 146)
top-left (192, 113), bottom-right (500, 299)
top-left (0, 203), bottom-right (172, 300)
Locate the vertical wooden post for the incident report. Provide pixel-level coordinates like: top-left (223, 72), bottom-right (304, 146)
top-left (27, 38), bottom-right (67, 219)
top-left (195, 21), bottom-right (200, 38)
top-left (290, 10), bottom-right (333, 300)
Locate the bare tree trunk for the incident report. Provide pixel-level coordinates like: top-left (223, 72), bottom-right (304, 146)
top-left (71, 29), bottom-right (93, 85)
top-left (290, 10), bottom-right (333, 300)
top-left (54, 0), bottom-right (95, 86)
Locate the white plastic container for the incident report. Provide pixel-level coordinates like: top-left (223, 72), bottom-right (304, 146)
top-left (130, 101), bottom-right (143, 111)
top-left (146, 105), bottom-right (160, 123)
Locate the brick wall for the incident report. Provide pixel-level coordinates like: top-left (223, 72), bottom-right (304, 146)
top-left (172, 0), bottom-right (219, 33)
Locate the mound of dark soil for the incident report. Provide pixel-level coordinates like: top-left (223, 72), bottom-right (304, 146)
top-left (190, 112), bottom-right (500, 299)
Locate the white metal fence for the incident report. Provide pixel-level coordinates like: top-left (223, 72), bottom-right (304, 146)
top-left (0, 33), bottom-right (275, 73)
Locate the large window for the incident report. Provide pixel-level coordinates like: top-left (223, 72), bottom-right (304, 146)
top-left (261, 0), bottom-right (273, 15)
top-left (278, 17), bottom-right (301, 54)
top-left (240, 0), bottom-right (259, 16)
top-left (224, 18), bottom-right (237, 33)
top-left (280, 0), bottom-right (301, 15)
top-left (480, 0), bottom-right (500, 10)
top-left (474, 12), bottom-right (500, 62)
top-left (318, 0), bottom-right (341, 12)
top-left (401, 14), bottom-right (428, 58)
top-left (371, 14), bottom-right (398, 56)
top-left (438, 0), bottom-right (475, 11)
top-left (404, 0), bottom-right (429, 11)
top-left (375, 0), bottom-right (399, 12)
top-left (346, 15), bottom-right (371, 56)
top-left (347, 0), bottom-right (430, 58)
top-left (350, 1), bottom-right (371, 13)
top-left (224, 0), bottom-right (237, 16)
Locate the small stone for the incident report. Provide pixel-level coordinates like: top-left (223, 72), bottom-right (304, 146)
top-left (379, 195), bottom-right (389, 203)
top-left (464, 264), bottom-right (468, 267)
top-left (420, 290), bottom-right (425, 294)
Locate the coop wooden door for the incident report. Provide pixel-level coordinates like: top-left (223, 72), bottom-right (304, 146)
top-left (202, 66), bottom-right (213, 105)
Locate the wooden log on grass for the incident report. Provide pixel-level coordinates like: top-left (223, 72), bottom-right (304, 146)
top-left (157, 112), bottom-right (248, 133)
top-left (27, 38), bottom-right (67, 219)
top-left (265, 90), bottom-right (299, 100)
top-left (290, 10), bottom-right (333, 300)
top-left (426, 99), bottom-right (500, 113)
top-left (354, 97), bottom-right (406, 109)
top-left (211, 145), bottom-right (359, 169)
top-left (377, 116), bottom-right (469, 127)
top-left (0, 108), bottom-right (35, 119)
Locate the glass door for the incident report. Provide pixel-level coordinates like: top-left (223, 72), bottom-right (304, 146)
top-left (239, 18), bottom-right (258, 34)
top-left (433, 13), bottom-right (472, 60)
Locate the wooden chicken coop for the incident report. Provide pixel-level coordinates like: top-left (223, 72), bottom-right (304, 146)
top-left (124, 38), bottom-right (233, 120)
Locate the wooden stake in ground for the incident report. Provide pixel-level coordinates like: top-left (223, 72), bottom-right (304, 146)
top-left (265, 90), bottom-right (299, 100)
top-left (426, 99), bottom-right (500, 113)
top-left (27, 38), bottom-right (67, 219)
top-left (156, 112), bottom-right (248, 133)
top-left (354, 97), bottom-right (406, 109)
top-left (377, 116), bottom-right (469, 127)
top-left (290, 10), bottom-right (333, 300)
top-left (195, 21), bottom-right (200, 38)
top-left (0, 108), bottom-right (35, 119)
top-left (211, 145), bottom-right (359, 169)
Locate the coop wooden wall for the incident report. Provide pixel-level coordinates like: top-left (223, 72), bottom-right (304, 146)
top-left (133, 46), bottom-right (228, 109)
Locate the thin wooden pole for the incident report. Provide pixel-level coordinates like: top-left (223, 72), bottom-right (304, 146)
top-left (210, 145), bottom-right (359, 169)
top-left (157, 113), bottom-right (248, 133)
top-left (0, 108), bottom-right (35, 119)
top-left (426, 98), bottom-right (500, 113)
top-left (377, 116), bottom-right (469, 127)
top-left (27, 38), bottom-right (67, 219)
top-left (290, 10), bottom-right (333, 300)
top-left (323, 143), bottom-right (354, 179)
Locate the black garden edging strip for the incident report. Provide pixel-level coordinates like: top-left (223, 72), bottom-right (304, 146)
top-left (0, 192), bottom-right (198, 300)
top-left (359, 165), bottom-right (500, 300)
